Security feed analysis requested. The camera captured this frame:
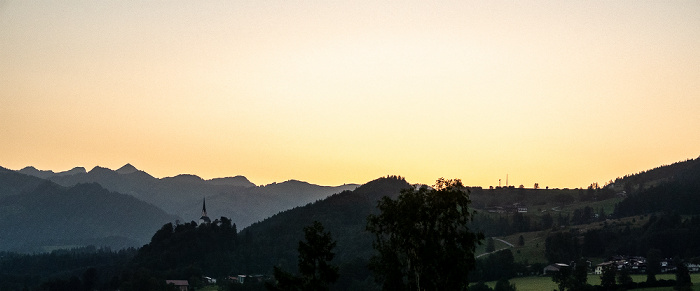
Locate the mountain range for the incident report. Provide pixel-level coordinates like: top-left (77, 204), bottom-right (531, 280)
top-left (1, 164), bottom-right (357, 252)
top-left (2, 156), bottom-right (700, 290)
top-left (0, 167), bottom-right (178, 252)
top-left (17, 164), bottom-right (358, 228)
top-left (4, 156), bottom-right (699, 256)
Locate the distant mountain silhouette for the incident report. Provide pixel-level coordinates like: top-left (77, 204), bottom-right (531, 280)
top-left (115, 163), bottom-right (139, 174)
top-left (0, 167), bottom-right (178, 252)
top-left (18, 166), bottom-right (86, 179)
top-left (18, 164), bottom-right (358, 228)
top-left (0, 167), bottom-right (49, 198)
top-left (208, 175), bottom-right (255, 187)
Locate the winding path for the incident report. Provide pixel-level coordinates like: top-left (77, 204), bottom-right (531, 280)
top-left (476, 238), bottom-right (514, 258)
top-left (494, 238), bottom-right (514, 248)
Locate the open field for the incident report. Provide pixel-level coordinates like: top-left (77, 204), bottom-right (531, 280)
top-left (474, 212), bottom-right (653, 264)
top-left (479, 273), bottom-right (700, 291)
top-left (198, 285), bottom-right (219, 291)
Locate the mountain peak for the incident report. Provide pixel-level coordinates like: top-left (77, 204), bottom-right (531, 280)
top-left (207, 176), bottom-right (255, 188)
top-left (18, 166), bottom-right (86, 179)
top-left (116, 163), bottom-right (139, 174)
top-left (88, 166), bottom-right (113, 174)
top-left (59, 167), bottom-right (87, 176)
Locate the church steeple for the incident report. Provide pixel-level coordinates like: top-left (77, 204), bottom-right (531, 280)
top-left (199, 197), bottom-right (211, 224)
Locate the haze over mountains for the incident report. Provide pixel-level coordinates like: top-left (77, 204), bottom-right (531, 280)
top-left (17, 164), bottom-right (358, 228)
top-left (0, 164), bottom-right (357, 252)
top-left (3, 156), bottom-right (699, 256)
top-left (0, 167), bottom-right (177, 252)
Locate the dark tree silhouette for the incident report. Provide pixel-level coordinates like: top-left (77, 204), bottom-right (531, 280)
top-left (367, 178), bottom-right (484, 291)
top-left (469, 281), bottom-right (493, 291)
top-left (551, 259), bottom-right (589, 291)
top-left (545, 231), bottom-right (580, 264)
top-left (573, 259), bottom-right (588, 288)
top-left (600, 264), bottom-right (616, 290)
top-left (646, 248), bottom-right (662, 283)
top-left (675, 258), bottom-right (692, 291)
top-left (617, 268), bottom-right (632, 288)
top-left (552, 265), bottom-right (572, 291)
top-left (268, 221), bottom-right (339, 291)
top-left (486, 237), bottom-right (496, 253)
top-left (297, 221), bottom-right (339, 290)
top-left (494, 278), bottom-right (517, 291)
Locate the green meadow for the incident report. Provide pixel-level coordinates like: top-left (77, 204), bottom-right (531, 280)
top-left (479, 273), bottom-right (700, 291)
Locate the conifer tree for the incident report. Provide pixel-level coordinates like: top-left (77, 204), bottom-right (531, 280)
top-left (268, 221), bottom-right (338, 291)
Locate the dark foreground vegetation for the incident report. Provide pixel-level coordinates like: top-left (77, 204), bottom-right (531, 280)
top-left (0, 246), bottom-right (136, 291)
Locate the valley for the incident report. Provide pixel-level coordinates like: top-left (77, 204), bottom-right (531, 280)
top-left (1, 157), bottom-right (700, 290)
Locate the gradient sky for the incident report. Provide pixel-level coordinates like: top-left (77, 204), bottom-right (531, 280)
top-left (1, 1), bottom-right (699, 188)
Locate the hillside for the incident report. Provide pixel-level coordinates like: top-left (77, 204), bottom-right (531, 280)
top-left (614, 156), bottom-right (700, 216)
top-left (612, 156), bottom-right (700, 193)
top-left (471, 157), bottom-right (700, 268)
top-left (231, 157), bottom-right (700, 277)
top-left (18, 164), bottom-right (359, 227)
top-left (0, 167), bottom-right (179, 252)
top-left (234, 176), bottom-right (410, 275)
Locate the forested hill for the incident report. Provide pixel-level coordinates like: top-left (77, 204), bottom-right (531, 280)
top-left (613, 156), bottom-right (700, 192)
top-left (0, 167), bottom-right (179, 252)
top-left (234, 176), bottom-right (411, 276)
top-left (614, 156), bottom-right (700, 217)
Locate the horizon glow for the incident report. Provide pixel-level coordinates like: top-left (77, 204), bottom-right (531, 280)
top-left (2, 1), bottom-right (699, 188)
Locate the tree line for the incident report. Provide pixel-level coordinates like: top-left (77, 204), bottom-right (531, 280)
top-left (545, 212), bottom-right (700, 263)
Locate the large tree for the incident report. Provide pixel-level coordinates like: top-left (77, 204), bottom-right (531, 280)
top-left (675, 258), bottom-right (692, 291)
top-left (646, 248), bottom-right (662, 283)
top-left (545, 231), bottom-right (581, 264)
top-left (600, 264), bottom-right (616, 290)
top-left (551, 259), bottom-right (589, 291)
top-left (268, 221), bottom-right (339, 291)
top-left (367, 178), bottom-right (484, 291)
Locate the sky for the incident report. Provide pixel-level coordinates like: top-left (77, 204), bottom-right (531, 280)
top-left (1, 1), bottom-right (699, 188)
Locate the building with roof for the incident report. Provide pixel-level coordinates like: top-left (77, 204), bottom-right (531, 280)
top-left (165, 280), bottom-right (189, 291)
top-left (544, 263), bottom-right (569, 275)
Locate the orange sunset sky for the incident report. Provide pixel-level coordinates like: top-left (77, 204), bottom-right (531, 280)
top-left (1, 1), bottom-right (699, 188)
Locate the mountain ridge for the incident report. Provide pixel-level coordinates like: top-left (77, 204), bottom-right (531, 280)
top-left (235, 176), bottom-right (410, 274)
top-left (115, 163), bottom-right (139, 174)
top-left (15, 164), bottom-right (359, 228)
top-left (0, 169), bottom-right (179, 252)
top-left (18, 166), bottom-right (87, 179)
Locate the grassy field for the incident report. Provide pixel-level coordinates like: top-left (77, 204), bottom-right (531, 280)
top-left (198, 285), bottom-right (219, 291)
top-left (479, 273), bottom-right (700, 291)
top-left (474, 212), bottom-right (652, 265)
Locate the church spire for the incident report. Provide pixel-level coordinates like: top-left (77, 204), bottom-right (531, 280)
top-left (199, 197), bottom-right (211, 224)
